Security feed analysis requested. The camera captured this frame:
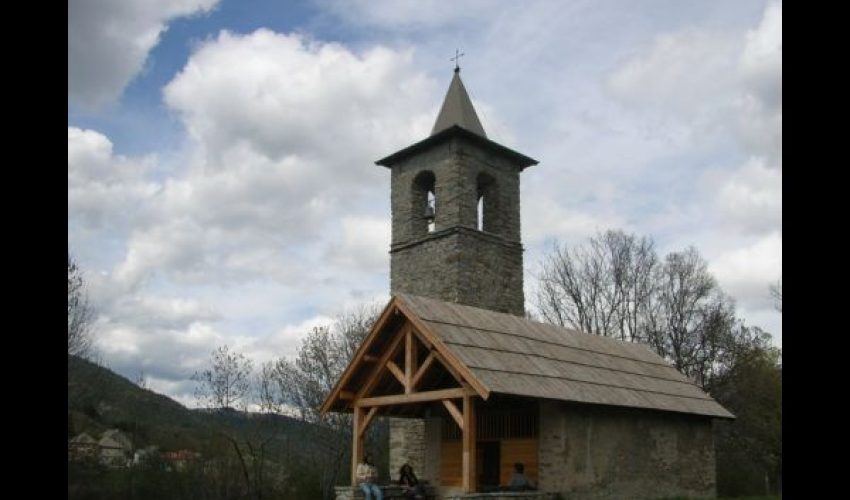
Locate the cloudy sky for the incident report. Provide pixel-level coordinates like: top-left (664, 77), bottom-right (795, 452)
top-left (68, 0), bottom-right (781, 407)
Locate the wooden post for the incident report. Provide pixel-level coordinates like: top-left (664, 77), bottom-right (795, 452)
top-left (405, 328), bottom-right (416, 394)
top-left (352, 406), bottom-right (364, 486)
top-left (462, 394), bottom-right (477, 493)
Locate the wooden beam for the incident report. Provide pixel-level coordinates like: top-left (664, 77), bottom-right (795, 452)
top-left (363, 354), bottom-right (379, 363)
top-left (442, 399), bottom-right (463, 430)
top-left (462, 394), bottom-right (477, 493)
top-left (359, 406), bottom-right (378, 437)
top-left (356, 324), bottom-right (408, 400)
top-left (321, 299), bottom-right (401, 414)
top-left (386, 360), bottom-right (406, 386)
top-left (394, 300), bottom-right (491, 400)
top-left (356, 387), bottom-right (472, 408)
top-left (351, 406), bottom-right (364, 486)
top-left (339, 390), bottom-right (355, 400)
top-left (410, 326), bottom-right (432, 350)
top-left (405, 328), bottom-right (416, 394)
top-left (411, 351), bottom-right (435, 390)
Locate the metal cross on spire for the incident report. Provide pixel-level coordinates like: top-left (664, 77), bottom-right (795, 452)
top-left (451, 49), bottom-right (465, 72)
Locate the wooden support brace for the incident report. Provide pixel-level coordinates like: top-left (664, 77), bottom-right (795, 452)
top-left (357, 326), bottom-right (407, 399)
top-left (339, 390), bottom-right (355, 400)
top-left (386, 360), bottom-right (406, 386)
top-left (405, 328), bottom-right (416, 394)
top-left (442, 399), bottom-right (463, 430)
top-left (411, 351), bottom-right (435, 390)
top-left (359, 406), bottom-right (378, 437)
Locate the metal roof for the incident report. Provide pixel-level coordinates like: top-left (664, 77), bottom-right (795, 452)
top-left (431, 69), bottom-right (487, 138)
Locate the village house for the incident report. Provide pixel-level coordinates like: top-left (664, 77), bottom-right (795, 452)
top-left (98, 429), bottom-right (133, 467)
top-left (68, 432), bottom-right (99, 462)
top-left (162, 449), bottom-right (202, 471)
top-left (322, 67), bottom-right (734, 500)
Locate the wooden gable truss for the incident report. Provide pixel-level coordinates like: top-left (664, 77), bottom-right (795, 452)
top-left (320, 296), bottom-right (488, 493)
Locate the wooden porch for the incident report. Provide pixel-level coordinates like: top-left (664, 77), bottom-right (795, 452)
top-left (322, 300), bottom-right (490, 493)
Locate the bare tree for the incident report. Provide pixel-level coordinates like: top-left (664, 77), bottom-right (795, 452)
top-left (192, 345), bottom-right (254, 410)
top-left (68, 253), bottom-right (94, 358)
top-left (192, 345), bottom-right (283, 499)
top-left (643, 247), bottom-right (737, 388)
top-left (134, 370), bottom-right (148, 390)
top-left (535, 230), bottom-right (657, 341)
top-left (769, 278), bottom-right (782, 313)
top-left (535, 234), bottom-right (746, 390)
top-left (265, 303), bottom-right (382, 499)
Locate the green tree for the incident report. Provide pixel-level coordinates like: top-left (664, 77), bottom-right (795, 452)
top-left (711, 332), bottom-right (782, 496)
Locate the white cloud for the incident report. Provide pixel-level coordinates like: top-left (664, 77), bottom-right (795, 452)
top-left (68, 0), bottom-right (219, 108)
top-left (99, 29), bottom-right (435, 289)
top-left (163, 30), bottom-right (434, 164)
top-left (606, 2), bottom-right (781, 167)
top-left (736, 2), bottom-right (782, 166)
top-left (607, 29), bottom-right (739, 119)
top-left (70, 32), bottom-right (437, 393)
top-left (68, 127), bottom-right (160, 230)
top-left (713, 157), bottom-right (781, 234)
top-left (710, 231), bottom-right (781, 311)
top-left (324, 216), bottom-right (391, 273)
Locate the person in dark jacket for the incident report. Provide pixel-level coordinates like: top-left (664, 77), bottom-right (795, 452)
top-left (398, 463), bottom-right (425, 499)
top-left (508, 462), bottom-right (534, 491)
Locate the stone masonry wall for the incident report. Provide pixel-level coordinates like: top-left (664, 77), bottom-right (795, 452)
top-left (390, 228), bottom-right (524, 316)
top-left (389, 138), bottom-right (522, 245)
top-left (388, 136), bottom-right (526, 316)
top-left (538, 400), bottom-right (716, 500)
top-left (423, 416), bottom-right (442, 484)
top-left (389, 417), bottom-right (425, 481)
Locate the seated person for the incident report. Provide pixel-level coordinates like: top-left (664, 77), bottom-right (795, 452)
top-left (356, 453), bottom-right (383, 500)
top-left (507, 462), bottom-right (535, 491)
top-left (398, 463), bottom-right (425, 499)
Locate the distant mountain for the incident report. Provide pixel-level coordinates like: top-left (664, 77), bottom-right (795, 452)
top-left (67, 355), bottom-right (314, 455)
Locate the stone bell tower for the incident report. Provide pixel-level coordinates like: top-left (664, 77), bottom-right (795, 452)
top-left (376, 67), bottom-right (537, 479)
top-left (377, 67), bottom-right (537, 317)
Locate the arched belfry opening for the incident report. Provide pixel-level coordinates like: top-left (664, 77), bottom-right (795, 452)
top-left (476, 172), bottom-right (498, 234)
top-left (412, 170), bottom-right (436, 235)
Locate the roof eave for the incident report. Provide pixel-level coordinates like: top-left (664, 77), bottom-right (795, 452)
top-left (375, 125), bottom-right (539, 170)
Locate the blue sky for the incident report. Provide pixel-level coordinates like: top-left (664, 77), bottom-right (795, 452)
top-left (69, 0), bottom-right (781, 406)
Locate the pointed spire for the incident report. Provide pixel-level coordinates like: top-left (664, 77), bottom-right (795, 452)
top-left (431, 68), bottom-right (487, 138)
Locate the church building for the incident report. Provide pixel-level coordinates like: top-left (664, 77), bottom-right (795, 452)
top-left (322, 66), bottom-right (733, 500)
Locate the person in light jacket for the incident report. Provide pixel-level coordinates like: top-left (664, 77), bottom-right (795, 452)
top-left (356, 453), bottom-right (383, 500)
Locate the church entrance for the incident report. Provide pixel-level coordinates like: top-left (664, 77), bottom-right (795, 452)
top-left (477, 440), bottom-right (501, 491)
